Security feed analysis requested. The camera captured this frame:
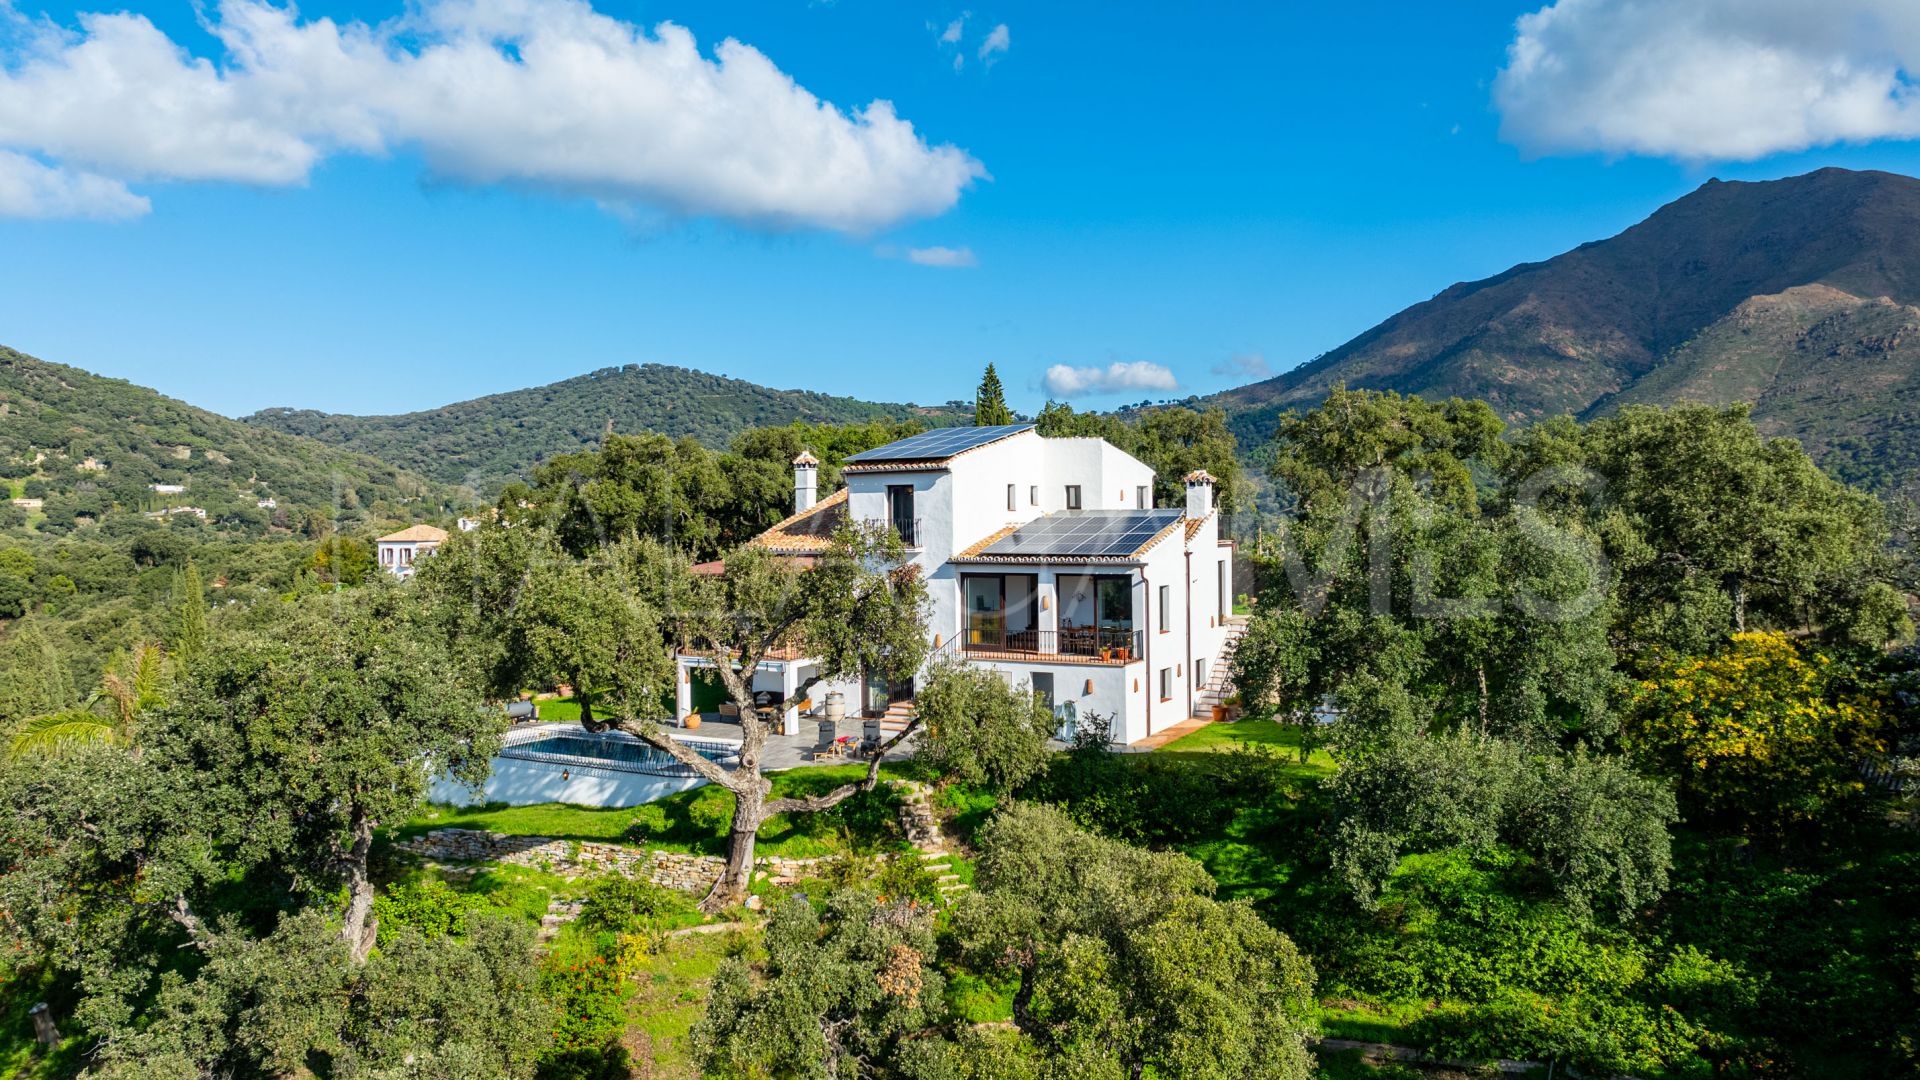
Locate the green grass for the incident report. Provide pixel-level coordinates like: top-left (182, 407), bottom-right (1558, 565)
top-left (626, 930), bottom-right (744, 1077)
top-left (522, 692), bottom-right (674, 725)
top-left (1156, 715), bottom-right (1336, 769)
top-left (391, 763), bottom-right (916, 860)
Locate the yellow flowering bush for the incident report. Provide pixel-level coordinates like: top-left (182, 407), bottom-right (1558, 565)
top-left (1626, 632), bottom-right (1888, 828)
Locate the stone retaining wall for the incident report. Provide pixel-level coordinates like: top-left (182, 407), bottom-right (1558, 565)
top-left (392, 828), bottom-right (837, 894)
top-left (393, 780), bottom-right (947, 897)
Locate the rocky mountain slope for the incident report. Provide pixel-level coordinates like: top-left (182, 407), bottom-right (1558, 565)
top-left (1207, 167), bottom-right (1920, 488)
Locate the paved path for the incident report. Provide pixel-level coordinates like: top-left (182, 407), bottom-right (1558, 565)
top-left (1123, 715), bottom-right (1215, 752)
top-left (669, 714), bottom-right (920, 772)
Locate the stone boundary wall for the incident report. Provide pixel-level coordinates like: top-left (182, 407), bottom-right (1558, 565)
top-left (393, 780), bottom-right (945, 896)
top-left (392, 828), bottom-right (834, 894)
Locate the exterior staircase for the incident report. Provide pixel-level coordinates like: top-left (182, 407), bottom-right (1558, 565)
top-left (877, 700), bottom-right (917, 737)
top-left (1193, 617), bottom-right (1248, 719)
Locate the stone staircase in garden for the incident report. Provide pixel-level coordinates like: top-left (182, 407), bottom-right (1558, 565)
top-left (888, 780), bottom-right (968, 901)
top-left (1193, 618), bottom-right (1248, 719)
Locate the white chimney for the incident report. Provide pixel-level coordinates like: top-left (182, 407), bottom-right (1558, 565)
top-left (1183, 469), bottom-right (1215, 521)
top-left (793, 451), bottom-right (819, 513)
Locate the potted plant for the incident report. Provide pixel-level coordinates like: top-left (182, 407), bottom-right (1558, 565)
top-left (1223, 692), bottom-right (1243, 721)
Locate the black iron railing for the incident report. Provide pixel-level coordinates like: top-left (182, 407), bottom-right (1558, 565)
top-left (962, 626), bottom-right (1142, 661)
top-left (496, 727), bottom-right (740, 778)
top-left (890, 517), bottom-right (924, 547)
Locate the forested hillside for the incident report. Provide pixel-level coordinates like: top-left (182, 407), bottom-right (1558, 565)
top-left (245, 363), bottom-right (971, 491)
top-left (0, 347), bottom-right (448, 537)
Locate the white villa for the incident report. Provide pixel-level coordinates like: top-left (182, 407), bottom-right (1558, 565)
top-left (673, 424), bottom-right (1237, 747)
top-left (377, 524), bottom-right (449, 579)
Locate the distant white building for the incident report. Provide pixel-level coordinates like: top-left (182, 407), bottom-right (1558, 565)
top-left (377, 525), bottom-right (449, 579)
top-left (256, 497), bottom-right (277, 509)
top-left (149, 483), bottom-right (186, 495)
top-left (674, 425), bottom-right (1237, 747)
top-left (143, 506), bottom-right (207, 520)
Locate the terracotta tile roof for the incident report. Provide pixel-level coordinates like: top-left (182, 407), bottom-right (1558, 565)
top-left (1184, 513), bottom-right (1212, 541)
top-left (377, 524), bottom-right (449, 543)
top-left (747, 488), bottom-right (848, 553)
top-left (954, 523), bottom-right (1021, 559)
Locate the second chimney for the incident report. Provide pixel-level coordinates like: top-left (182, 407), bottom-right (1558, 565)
top-left (793, 451), bottom-right (819, 513)
top-left (1183, 468), bottom-right (1216, 521)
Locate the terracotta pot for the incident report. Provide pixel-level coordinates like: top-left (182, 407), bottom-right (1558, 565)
top-left (684, 714), bottom-right (702, 731)
top-left (1211, 704), bottom-right (1227, 722)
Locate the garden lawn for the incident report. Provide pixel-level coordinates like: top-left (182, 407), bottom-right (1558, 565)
top-left (389, 763), bottom-right (918, 860)
top-left (625, 930), bottom-right (743, 1077)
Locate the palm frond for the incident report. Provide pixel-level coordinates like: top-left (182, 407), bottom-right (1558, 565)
top-left (8, 711), bottom-right (122, 759)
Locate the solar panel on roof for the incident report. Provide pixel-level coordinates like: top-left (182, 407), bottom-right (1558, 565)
top-left (975, 509), bottom-right (1184, 558)
top-left (843, 424), bottom-right (1035, 464)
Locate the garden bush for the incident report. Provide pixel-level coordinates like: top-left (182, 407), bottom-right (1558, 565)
top-left (577, 875), bottom-right (687, 934)
top-left (372, 877), bottom-right (485, 943)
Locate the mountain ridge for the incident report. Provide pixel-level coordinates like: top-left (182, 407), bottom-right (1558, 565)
top-left (0, 347), bottom-right (448, 535)
top-left (1205, 166), bottom-right (1920, 488)
top-left (243, 362), bottom-right (971, 490)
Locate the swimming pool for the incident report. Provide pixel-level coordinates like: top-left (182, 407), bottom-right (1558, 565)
top-left (497, 728), bottom-right (739, 776)
top-left (428, 723), bottom-right (742, 808)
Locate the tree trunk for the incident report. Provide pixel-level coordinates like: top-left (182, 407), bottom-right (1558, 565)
top-left (574, 668), bottom-right (604, 731)
top-left (340, 805), bottom-right (378, 963)
top-left (1477, 665), bottom-right (1490, 735)
top-left (708, 776), bottom-right (768, 912)
top-left (1732, 582), bottom-right (1748, 633)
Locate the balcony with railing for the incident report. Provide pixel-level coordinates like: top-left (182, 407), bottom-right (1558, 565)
top-left (960, 625), bottom-right (1142, 665)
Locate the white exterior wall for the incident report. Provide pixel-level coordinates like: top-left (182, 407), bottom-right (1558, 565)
top-left (967, 658), bottom-right (1143, 743)
top-left (377, 539), bottom-right (439, 579)
top-left (762, 429), bottom-right (1225, 748)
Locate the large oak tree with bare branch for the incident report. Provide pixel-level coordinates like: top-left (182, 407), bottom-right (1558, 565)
top-left (422, 520), bottom-right (929, 910)
top-left (620, 523), bottom-right (929, 908)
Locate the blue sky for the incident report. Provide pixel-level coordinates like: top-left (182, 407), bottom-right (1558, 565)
top-left (5, 0), bottom-right (1920, 419)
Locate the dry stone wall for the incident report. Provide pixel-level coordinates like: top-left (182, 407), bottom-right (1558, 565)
top-left (392, 780), bottom-right (948, 896)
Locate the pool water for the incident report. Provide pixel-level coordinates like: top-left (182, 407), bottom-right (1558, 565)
top-left (429, 725), bottom-right (743, 808)
top-left (499, 729), bottom-right (738, 776)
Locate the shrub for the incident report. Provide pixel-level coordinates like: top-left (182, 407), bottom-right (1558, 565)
top-left (372, 877), bottom-right (484, 943)
top-left (874, 854), bottom-right (941, 906)
top-left (538, 948), bottom-right (631, 1077)
top-left (577, 875), bottom-right (685, 934)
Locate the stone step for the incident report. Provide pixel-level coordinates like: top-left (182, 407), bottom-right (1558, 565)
top-left (936, 873), bottom-right (960, 882)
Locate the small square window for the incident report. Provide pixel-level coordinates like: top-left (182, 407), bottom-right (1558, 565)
top-left (1030, 485), bottom-right (1039, 506)
top-left (1159, 667), bottom-right (1172, 702)
top-left (1158, 584), bottom-right (1170, 632)
top-left (1008, 483), bottom-right (1017, 512)
top-left (1137, 485), bottom-right (1151, 508)
top-left (1065, 485), bottom-right (1082, 510)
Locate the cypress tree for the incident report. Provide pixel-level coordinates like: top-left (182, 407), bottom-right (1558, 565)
top-left (975, 364), bottom-right (1014, 426)
top-left (170, 560), bottom-right (209, 663)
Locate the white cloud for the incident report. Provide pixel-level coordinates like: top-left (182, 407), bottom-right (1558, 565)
top-left (978, 22), bottom-right (1009, 64)
top-left (0, 150), bottom-right (149, 219)
top-left (939, 16), bottom-right (965, 45)
top-left (1042, 361), bottom-right (1179, 399)
top-left (906, 245), bottom-right (976, 267)
top-left (1495, 0), bottom-right (1920, 160)
top-left (0, 0), bottom-right (985, 227)
top-left (1210, 352), bottom-right (1270, 380)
